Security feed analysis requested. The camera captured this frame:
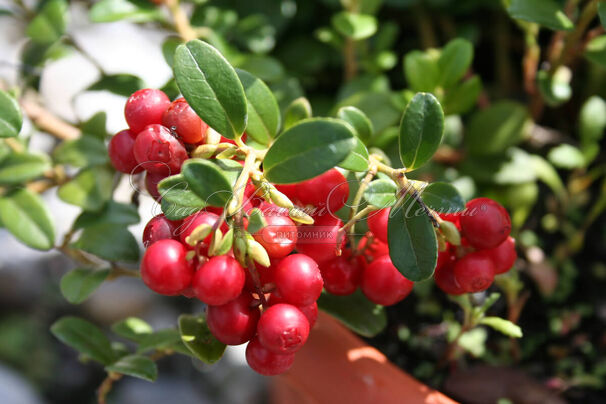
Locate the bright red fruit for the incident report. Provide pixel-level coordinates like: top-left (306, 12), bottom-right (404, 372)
top-left (193, 255), bottom-right (245, 305)
top-left (320, 255), bottom-right (362, 296)
top-left (360, 255), bottom-right (414, 306)
top-left (367, 208), bottom-right (389, 244)
top-left (133, 124), bottom-right (188, 175)
top-left (108, 130), bottom-right (143, 174)
top-left (453, 251), bottom-right (496, 293)
top-left (274, 184), bottom-right (300, 204)
top-left (162, 98), bottom-right (208, 144)
top-left (268, 292), bottom-right (318, 328)
top-left (142, 214), bottom-right (180, 247)
top-left (207, 293), bottom-right (260, 345)
top-left (434, 250), bottom-right (465, 295)
top-left (179, 211), bottom-right (221, 248)
top-left (481, 236), bottom-right (517, 274)
top-left (253, 214), bottom-right (297, 258)
top-left (296, 214), bottom-right (344, 264)
top-left (245, 337), bottom-right (295, 376)
top-left (257, 303), bottom-right (310, 354)
top-left (244, 257), bottom-right (281, 292)
top-left (274, 254), bottom-right (323, 306)
top-left (356, 235), bottom-right (389, 264)
top-left (460, 198), bottom-right (511, 250)
top-left (145, 171), bottom-right (167, 201)
top-left (296, 169), bottom-right (349, 213)
top-left (141, 239), bottom-right (193, 295)
top-left (124, 89), bottom-right (170, 134)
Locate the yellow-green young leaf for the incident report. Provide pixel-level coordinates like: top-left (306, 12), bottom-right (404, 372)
top-left (537, 68), bottom-right (572, 107)
top-left (72, 224), bottom-right (140, 262)
top-left (111, 317), bottom-right (153, 342)
top-left (105, 354), bottom-right (157, 382)
top-left (263, 118), bottom-right (357, 184)
top-left (480, 317), bottom-right (523, 338)
top-left (317, 290), bottom-right (386, 337)
top-left (174, 40), bottom-right (247, 139)
top-left (58, 166), bottom-right (113, 211)
top-left (0, 152), bottom-right (51, 185)
top-left (178, 314), bottom-right (226, 364)
top-left (332, 12), bottom-right (377, 40)
top-left (399, 93), bottom-right (444, 171)
top-left (0, 89), bottom-right (22, 138)
top-left (26, 0), bottom-right (68, 44)
top-left (89, 0), bottom-right (162, 23)
top-left (0, 189), bottom-right (55, 250)
top-left (181, 159), bottom-right (233, 207)
top-left (338, 136), bottom-right (369, 172)
top-left (404, 50), bottom-right (440, 93)
top-left (547, 144), bottom-right (586, 169)
top-left (337, 106), bottom-right (373, 143)
top-left (420, 182), bottom-right (465, 214)
top-left (507, 0), bottom-right (573, 31)
top-left (283, 97), bottom-right (312, 131)
top-left (60, 268), bottom-right (110, 304)
top-left (50, 316), bottom-right (116, 365)
top-left (236, 69), bottom-right (280, 145)
top-left (438, 38), bottom-right (473, 88)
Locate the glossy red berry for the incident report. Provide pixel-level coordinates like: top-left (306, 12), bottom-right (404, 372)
top-left (257, 303), bottom-right (310, 354)
top-left (460, 198), bottom-right (511, 250)
top-left (124, 89), bottom-right (170, 134)
top-left (141, 239), bottom-right (193, 295)
top-left (133, 124), bottom-right (188, 175)
top-left (453, 251), bottom-right (496, 293)
top-left (193, 255), bottom-right (245, 305)
top-left (108, 130), bottom-right (143, 174)
top-left (207, 293), bottom-right (260, 345)
top-left (296, 214), bottom-right (344, 264)
top-left (367, 208), bottom-right (389, 244)
top-left (142, 214), bottom-right (180, 247)
top-left (360, 255), bottom-right (414, 306)
top-left (245, 336), bottom-right (295, 376)
top-left (356, 235), bottom-right (389, 264)
top-left (179, 211), bottom-right (221, 248)
top-left (274, 184), bottom-right (300, 204)
top-left (244, 257), bottom-right (281, 292)
top-left (162, 98), bottom-right (208, 144)
top-left (481, 236), bottom-right (517, 274)
top-left (434, 250), bottom-right (465, 295)
top-left (296, 168), bottom-right (350, 213)
top-left (320, 255), bottom-right (362, 296)
top-left (268, 292), bottom-right (318, 328)
top-left (253, 214), bottom-right (297, 259)
top-left (145, 171), bottom-right (167, 201)
top-left (274, 254), bottom-right (323, 306)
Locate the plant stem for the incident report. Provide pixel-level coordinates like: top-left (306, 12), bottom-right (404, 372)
top-left (97, 372), bottom-right (121, 404)
top-left (21, 96), bottom-right (80, 140)
top-left (343, 38), bottom-right (358, 81)
top-left (347, 166), bottom-right (377, 248)
top-left (164, 0), bottom-right (197, 42)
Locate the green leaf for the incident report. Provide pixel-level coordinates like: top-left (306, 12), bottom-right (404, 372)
top-left (443, 76), bottom-right (482, 115)
top-left (181, 159), bottom-right (233, 207)
top-left (247, 208), bottom-right (267, 235)
top-left (178, 314), bottom-right (226, 364)
top-left (388, 196), bottom-right (437, 281)
top-left (72, 223), bottom-right (140, 262)
top-left (336, 92), bottom-right (402, 134)
top-left (81, 112), bottom-right (108, 139)
top-left (0, 152), bottom-right (51, 185)
top-left (89, 0), bottom-right (162, 23)
top-left (600, 2), bottom-right (606, 29)
top-left (579, 96), bottom-right (606, 147)
top-left (60, 268), bottom-right (110, 304)
top-left (174, 40), bottom-right (247, 139)
top-left (50, 316), bottom-right (116, 365)
top-left (112, 317), bottom-right (153, 342)
top-left (399, 93), bottom-right (444, 171)
top-left (136, 329), bottom-right (181, 353)
top-left (283, 97), bottom-right (312, 131)
top-left (480, 317), bottom-right (523, 338)
top-left (338, 137), bottom-right (369, 172)
top-left (58, 166), bottom-right (113, 211)
top-left (26, 0), bottom-right (68, 44)
top-left (464, 101), bottom-right (529, 155)
top-left (162, 37), bottom-right (183, 68)
top-left (547, 144), bottom-right (586, 169)
top-left (53, 136), bottom-right (108, 167)
top-left (337, 106), bottom-right (373, 143)
top-left (438, 38), bottom-right (474, 88)
top-left (73, 201), bottom-right (140, 229)
top-left (0, 189), bottom-right (55, 250)
top-left (0, 89), bottom-right (23, 138)
top-left (236, 69), bottom-right (280, 145)
top-left (161, 198), bottom-right (200, 221)
top-left (403, 50), bottom-right (440, 93)
top-left (507, 0), bottom-right (574, 31)
top-left (420, 182), bottom-right (465, 214)
top-left (364, 179), bottom-right (398, 208)
top-left (105, 354), bottom-right (157, 381)
top-left (87, 74), bottom-right (145, 97)
top-left (537, 68), bottom-right (572, 107)
top-left (317, 290), bottom-right (386, 337)
top-left (332, 12), bottom-right (377, 40)
top-left (263, 118), bottom-right (356, 184)
top-left (530, 155), bottom-right (566, 200)
top-left (585, 35), bottom-right (606, 68)
top-left (157, 174), bottom-right (207, 210)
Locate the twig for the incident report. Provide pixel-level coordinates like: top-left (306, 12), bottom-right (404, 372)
top-left (164, 0), bottom-right (197, 42)
top-left (21, 95), bottom-right (80, 140)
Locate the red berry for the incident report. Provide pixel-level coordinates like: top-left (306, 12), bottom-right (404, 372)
top-left (356, 235), bottom-right (389, 264)
top-left (274, 254), bottom-right (323, 306)
top-left (360, 255), bottom-right (414, 306)
top-left (207, 293), bottom-right (260, 345)
top-left (179, 211), bottom-right (221, 249)
top-left (268, 292), bottom-right (318, 328)
top-left (253, 214), bottom-right (297, 259)
top-left (141, 239), bottom-right (193, 295)
top-left (244, 257), bottom-right (281, 292)
top-left (133, 124), bottom-right (188, 175)
top-left (257, 201), bottom-right (290, 217)
top-left (108, 130), bottom-right (143, 174)
top-left (434, 250), bottom-right (465, 295)
top-left (460, 198), bottom-right (511, 250)
top-left (296, 214), bottom-right (344, 264)
top-left (439, 212), bottom-right (461, 229)
top-left (257, 303), bottom-right (310, 354)
top-left (274, 184), bottom-right (300, 204)
top-left (296, 169), bottom-right (350, 213)
top-left (245, 336), bottom-right (295, 376)
top-left (145, 171), bottom-right (167, 201)
top-left (124, 89), bottom-right (170, 134)
top-left (319, 255), bottom-right (362, 296)
top-left (481, 236), bottom-right (517, 274)
top-left (367, 208), bottom-right (389, 244)
top-left (142, 214), bottom-right (180, 247)
top-left (162, 98), bottom-right (208, 144)
top-left (453, 251), bottom-right (496, 293)
top-left (193, 255), bottom-right (245, 305)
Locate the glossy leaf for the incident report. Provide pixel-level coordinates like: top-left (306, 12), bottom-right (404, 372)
top-left (236, 69), bottom-right (280, 145)
top-left (338, 137), bottom-right (370, 172)
top-left (317, 290), bottom-right (387, 337)
top-left (174, 40), bottom-right (247, 139)
top-left (507, 0), bottom-right (573, 31)
top-left (53, 136), bottom-right (108, 167)
top-left (178, 314), bottom-right (226, 364)
top-left (50, 316), bottom-right (116, 365)
top-left (58, 166), bottom-right (113, 211)
top-left (438, 38), bottom-right (473, 88)
top-left (263, 118), bottom-right (356, 184)
top-left (87, 74), bottom-right (145, 97)
top-left (337, 106), bottom-right (373, 143)
top-left (332, 12), bottom-right (377, 40)
top-left (0, 89), bottom-right (23, 138)
top-left (0, 152), bottom-right (51, 185)
top-left (181, 159), bottom-right (233, 207)
top-left (26, 0), bottom-right (68, 44)
top-left (161, 198), bottom-right (200, 221)
top-left (420, 182), bottom-right (465, 214)
top-left (136, 329), bottom-right (182, 353)
top-left (157, 174), bottom-right (207, 210)
top-left (364, 179), bottom-right (398, 208)
top-left (73, 201), bottom-right (140, 229)
top-left (404, 50), bottom-right (439, 93)
top-left (399, 93), bottom-right (444, 171)
top-left (283, 97), bottom-right (312, 130)
top-left (89, 0), bottom-right (162, 23)
top-left (0, 189), bottom-right (55, 250)
top-left (72, 223), bottom-right (140, 262)
top-left (106, 355), bottom-right (157, 382)
top-left (112, 317), bottom-right (153, 342)
top-left (60, 268), bottom-right (110, 304)
top-left (480, 317), bottom-right (523, 338)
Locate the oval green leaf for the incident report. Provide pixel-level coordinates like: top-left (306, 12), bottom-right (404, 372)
top-left (181, 159), bottom-right (233, 207)
top-left (337, 106), bottom-right (373, 143)
top-left (403, 50), bottom-right (440, 93)
top-left (72, 223), bottom-right (140, 262)
top-left (26, 0), bottom-right (68, 44)
top-left (236, 69), bottom-right (280, 145)
top-left (338, 136), bottom-right (369, 172)
top-left (53, 136), bottom-right (108, 167)
top-left (111, 317), bottom-right (153, 343)
top-left (283, 97), bottom-right (312, 131)
top-left (0, 152), bottom-right (51, 185)
top-left (60, 268), bottom-right (110, 304)
top-left (0, 90), bottom-right (23, 138)
top-left (438, 38), bottom-right (473, 88)
top-left (420, 182), bottom-right (465, 214)
top-left (332, 12), bottom-right (377, 40)
top-left (364, 179), bottom-right (398, 208)
top-left (507, 0), bottom-right (573, 31)
top-left (73, 201), bottom-right (140, 229)
top-left (157, 174), bottom-right (207, 209)
top-left (87, 74), bottom-right (145, 97)
top-left (58, 166), bottom-right (113, 211)
top-left (317, 290), bottom-right (387, 337)
top-left (105, 354), bottom-right (158, 382)
top-left (89, 0), bottom-right (162, 23)
top-left (50, 316), bottom-right (116, 365)
top-left (178, 314), bottom-right (226, 364)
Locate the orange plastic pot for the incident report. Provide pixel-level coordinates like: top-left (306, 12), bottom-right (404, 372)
top-left (271, 311), bottom-right (457, 404)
